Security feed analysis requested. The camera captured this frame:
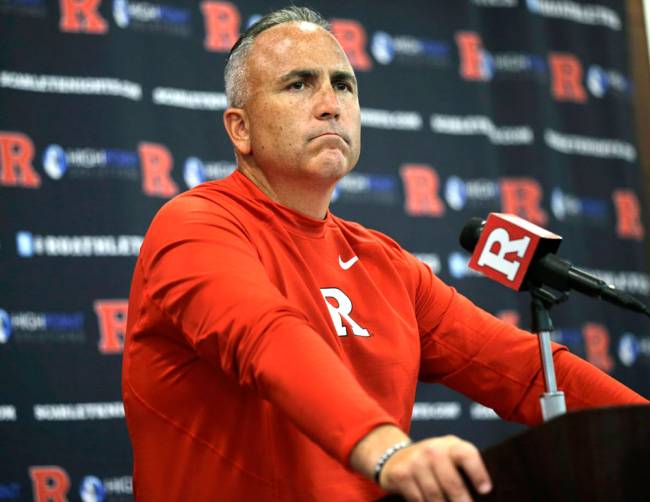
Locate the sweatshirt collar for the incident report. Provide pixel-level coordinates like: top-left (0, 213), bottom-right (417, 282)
top-left (229, 169), bottom-right (335, 237)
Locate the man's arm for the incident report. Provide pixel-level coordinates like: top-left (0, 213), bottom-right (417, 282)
top-left (416, 283), bottom-right (647, 424)
top-left (397, 249), bottom-right (647, 421)
top-left (348, 252), bottom-right (647, 501)
top-left (137, 194), bottom-right (399, 465)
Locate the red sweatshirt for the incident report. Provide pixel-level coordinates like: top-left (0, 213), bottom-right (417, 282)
top-left (122, 170), bottom-right (647, 501)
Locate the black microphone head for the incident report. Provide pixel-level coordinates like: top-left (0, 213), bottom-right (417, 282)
top-left (459, 217), bottom-right (485, 252)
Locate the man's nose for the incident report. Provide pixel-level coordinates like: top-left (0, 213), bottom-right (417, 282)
top-left (314, 83), bottom-right (341, 120)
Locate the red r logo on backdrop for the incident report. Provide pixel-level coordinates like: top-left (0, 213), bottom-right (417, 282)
top-left (59, 0), bottom-right (108, 34)
top-left (582, 323), bottom-right (614, 373)
top-left (455, 31), bottom-right (487, 81)
top-left (138, 142), bottom-right (179, 198)
top-left (330, 19), bottom-right (372, 71)
top-left (95, 299), bottom-right (128, 354)
top-left (0, 131), bottom-right (41, 188)
top-left (400, 164), bottom-right (445, 217)
top-left (30, 466), bottom-right (70, 502)
top-left (500, 178), bottom-right (547, 226)
top-left (612, 189), bottom-right (644, 240)
top-left (201, 1), bottom-right (240, 52)
top-left (548, 53), bottom-right (587, 103)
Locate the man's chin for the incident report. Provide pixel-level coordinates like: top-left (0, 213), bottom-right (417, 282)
top-left (307, 160), bottom-right (354, 184)
top-left (312, 150), bottom-right (355, 174)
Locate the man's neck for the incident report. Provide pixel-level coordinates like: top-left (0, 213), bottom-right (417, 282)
top-left (237, 163), bottom-right (335, 220)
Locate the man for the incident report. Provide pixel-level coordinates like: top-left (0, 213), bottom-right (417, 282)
top-left (122, 7), bottom-right (647, 501)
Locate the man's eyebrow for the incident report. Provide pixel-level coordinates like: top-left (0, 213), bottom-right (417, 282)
top-left (277, 69), bottom-right (319, 84)
top-left (331, 71), bottom-right (357, 86)
top-left (277, 69), bottom-right (357, 86)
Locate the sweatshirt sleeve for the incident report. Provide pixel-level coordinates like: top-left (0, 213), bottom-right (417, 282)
top-left (136, 194), bottom-right (397, 464)
top-left (408, 254), bottom-right (648, 425)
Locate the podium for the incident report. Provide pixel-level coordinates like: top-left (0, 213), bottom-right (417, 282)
top-left (379, 405), bottom-right (650, 501)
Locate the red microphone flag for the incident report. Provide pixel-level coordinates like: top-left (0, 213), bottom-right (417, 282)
top-left (468, 213), bottom-right (562, 291)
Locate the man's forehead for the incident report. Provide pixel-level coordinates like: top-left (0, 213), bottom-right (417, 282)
top-left (256, 20), bottom-right (330, 45)
top-left (249, 21), bottom-right (352, 73)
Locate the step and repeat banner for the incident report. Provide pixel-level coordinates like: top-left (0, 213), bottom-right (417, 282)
top-left (1, 0), bottom-right (649, 500)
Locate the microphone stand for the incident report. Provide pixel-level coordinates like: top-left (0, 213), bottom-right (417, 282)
top-left (530, 287), bottom-right (568, 421)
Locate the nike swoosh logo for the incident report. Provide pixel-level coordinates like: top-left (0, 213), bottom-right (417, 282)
top-left (338, 255), bottom-right (359, 270)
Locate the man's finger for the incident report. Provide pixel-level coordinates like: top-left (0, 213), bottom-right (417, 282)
top-left (450, 441), bottom-right (492, 495)
top-left (411, 454), bottom-right (445, 502)
top-left (392, 480), bottom-right (424, 502)
top-left (381, 461), bottom-right (425, 502)
top-left (428, 445), bottom-right (472, 502)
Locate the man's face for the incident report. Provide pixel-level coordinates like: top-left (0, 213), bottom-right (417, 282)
top-left (242, 22), bottom-right (361, 186)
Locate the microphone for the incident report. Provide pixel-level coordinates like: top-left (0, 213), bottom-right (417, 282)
top-left (459, 213), bottom-right (650, 317)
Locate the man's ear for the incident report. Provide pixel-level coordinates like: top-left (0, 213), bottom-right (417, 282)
top-left (223, 108), bottom-right (251, 155)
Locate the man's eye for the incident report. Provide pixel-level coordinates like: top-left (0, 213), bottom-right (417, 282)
top-left (288, 81), bottom-right (305, 90)
top-left (335, 81), bottom-right (352, 92)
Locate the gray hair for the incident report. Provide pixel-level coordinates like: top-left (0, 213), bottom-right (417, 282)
top-left (224, 6), bottom-right (330, 108)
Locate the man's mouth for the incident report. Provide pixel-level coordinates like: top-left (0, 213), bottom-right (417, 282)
top-left (310, 131), bottom-right (350, 145)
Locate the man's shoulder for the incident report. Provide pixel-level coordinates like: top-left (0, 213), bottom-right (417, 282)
top-left (143, 176), bottom-right (262, 246)
top-left (158, 175), bottom-right (254, 219)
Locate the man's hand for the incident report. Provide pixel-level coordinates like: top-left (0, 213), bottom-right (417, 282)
top-left (350, 425), bottom-right (492, 502)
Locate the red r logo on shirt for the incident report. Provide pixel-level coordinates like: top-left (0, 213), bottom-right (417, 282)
top-left (320, 288), bottom-right (370, 337)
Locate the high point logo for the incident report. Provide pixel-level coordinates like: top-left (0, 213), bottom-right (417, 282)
top-left (0, 309), bottom-right (11, 344)
top-left (43, 144), bottom-right (138, 180)
top-left (371, 31), bottom-right (450, 67)
top-left (0, 481), bottom-right (20, 500)
top-left (550, 187), bottom-right (608, 223)
top-left (112, 0), bottom-right (191, 35)
top-left (447, 252), bottom-right (483, 280)
top-left (444, 176), bottom-right (500, 212)
top-left (586, 66), bottom-right (630, 98)
top-left (183, 157), bottom-right (235, 189)
top-left (331, 172), bottom-right (399, 206)
top-left (80, 476), bottom-right (106, 502)
top-left (618, 333), bottom-right (650, 368)
top-left (0, 309), bottom-right (85, 344)
top-left (80, 474), bottom-right (132, 502)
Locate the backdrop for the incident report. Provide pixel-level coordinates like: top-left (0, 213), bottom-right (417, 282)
top-left (1, 0), bottom-right (649, 500)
